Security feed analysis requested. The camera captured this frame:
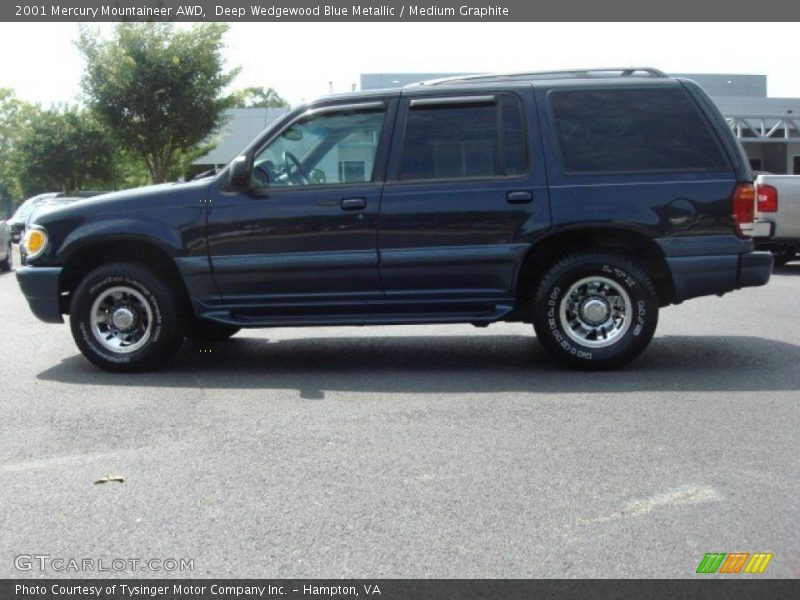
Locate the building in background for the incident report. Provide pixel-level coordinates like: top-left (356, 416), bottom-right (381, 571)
top-left (194, 73), bottom-right (800, 175)
top-left (685, 74), bottom-right (800, 174)
top-left (192, 107), bottom-right (288, 174)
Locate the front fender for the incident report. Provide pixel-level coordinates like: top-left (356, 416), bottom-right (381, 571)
top-left (56, 218), bottom-right (187, 264)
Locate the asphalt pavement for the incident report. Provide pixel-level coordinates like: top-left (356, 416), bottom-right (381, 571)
top-left (1, 246), bottom-right (798, 578)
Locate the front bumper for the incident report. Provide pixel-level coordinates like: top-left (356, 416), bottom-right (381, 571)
top-left (16, 266), bottom-right (64, 323)
top-left (666, 251), bottom-right (773, 303)
top-left (9, 223), bottom-right (24, 243)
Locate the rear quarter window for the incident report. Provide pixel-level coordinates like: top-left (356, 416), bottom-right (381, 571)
top-left (549, 87), bottom-right (730, 174)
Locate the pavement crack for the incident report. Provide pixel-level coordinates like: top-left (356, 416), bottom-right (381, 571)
top-left (580, 484), bottom-right (722, 524)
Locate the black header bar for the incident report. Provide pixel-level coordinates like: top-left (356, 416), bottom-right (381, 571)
top-left (5, 0), bottom-right (800, 21)
top-left (4, 579), bottom-right (800, 600)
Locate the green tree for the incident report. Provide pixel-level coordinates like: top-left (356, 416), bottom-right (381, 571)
top-left (77, 23), bottom-right (238, 183)
top-left (233, 86), bottom-right (289, 109)
top-left (15, 106), bottom-right (117, 195)
top-left (0, 88), bottom-right (33, 202)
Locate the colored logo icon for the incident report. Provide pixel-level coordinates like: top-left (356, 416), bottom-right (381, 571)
top-left (697, 552), bottom-right (773, 574)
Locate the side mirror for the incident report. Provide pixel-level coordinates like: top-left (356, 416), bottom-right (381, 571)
top-left (229, 155), bottom-right (251, 187)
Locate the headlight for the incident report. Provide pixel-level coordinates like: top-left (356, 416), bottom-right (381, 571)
top-left (23, 226), bottom-right (48, 260)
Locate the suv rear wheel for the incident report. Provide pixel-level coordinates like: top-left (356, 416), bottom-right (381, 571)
top-left (69, 263), bottom-right (185, 372)
top-left (532, 253), bottom-right (659, 369)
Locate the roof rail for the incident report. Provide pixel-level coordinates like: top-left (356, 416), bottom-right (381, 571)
top-left (412, 68), bottom-right (669, 87)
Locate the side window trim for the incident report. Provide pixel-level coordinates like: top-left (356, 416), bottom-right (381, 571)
top-left (302, 101), bottom-right (386, 118)
top-left (252, 101), bottom-right (387, 161)
top-left (396, 91), bottom-right (529, 183)
top-left (409, 95), bottom-right (496, 109)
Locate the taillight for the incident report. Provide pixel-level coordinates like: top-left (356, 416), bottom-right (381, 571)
top-left (732, 183), bottom-right (755, 238)
top-left (757, 184), bottom-right (778, 213)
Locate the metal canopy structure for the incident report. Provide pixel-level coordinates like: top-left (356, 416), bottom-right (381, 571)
top-left (726, 115), bottom-right (800, 142)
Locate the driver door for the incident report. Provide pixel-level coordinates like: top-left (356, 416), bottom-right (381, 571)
top-left (206, 100), bottom-right (395, 307)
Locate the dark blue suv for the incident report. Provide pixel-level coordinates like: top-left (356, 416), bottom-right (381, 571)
top-left (16, 68), bottom-right (773, 372)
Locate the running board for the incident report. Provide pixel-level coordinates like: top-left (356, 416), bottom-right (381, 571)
top-left (201, 305), bottom-right (513, 328)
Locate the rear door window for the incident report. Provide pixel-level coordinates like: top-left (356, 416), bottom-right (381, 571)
top-left (399, 94), bottom-right (527, 181)
top-left (549, 88), bottom-right (730, 174)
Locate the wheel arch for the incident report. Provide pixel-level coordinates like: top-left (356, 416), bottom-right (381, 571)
top-left (58, 236), bottom-right (191, 315)
top-left (514, 226), bottom-right (675, 312)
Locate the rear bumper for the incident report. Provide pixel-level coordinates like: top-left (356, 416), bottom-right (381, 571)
top-left (16, 266), bottom-right (64, 323)
top-left (752, 220), bottom-right (774, 239)
top-left (739, 251), bottom-right (774, 287)
top-left (666, 251), bottom-right (773, 303)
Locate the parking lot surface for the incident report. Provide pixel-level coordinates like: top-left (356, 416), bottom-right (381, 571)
top-left (1, 247), bottom-right (798, 578)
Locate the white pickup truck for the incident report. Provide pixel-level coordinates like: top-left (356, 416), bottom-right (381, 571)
top-left (753, 174), bottom-right (800, 266)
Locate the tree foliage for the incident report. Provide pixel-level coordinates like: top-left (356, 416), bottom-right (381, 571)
top-left (233, 86), bottom-right (290, 109)
top-left (77, 23), bottom-right (239, 183)
top-left (0, 89), bottom-right (32, 201)
top-left (15, 106), bottom-right (117, 196)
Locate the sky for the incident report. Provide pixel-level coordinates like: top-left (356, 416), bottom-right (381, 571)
top-left (1, 22), bottom-right (799, 106)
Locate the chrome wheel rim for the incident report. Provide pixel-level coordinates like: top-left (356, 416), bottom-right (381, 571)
top-left (559, 276), bottom-right (632, 348)
top-left (90, 286), bottom-right (153, 354)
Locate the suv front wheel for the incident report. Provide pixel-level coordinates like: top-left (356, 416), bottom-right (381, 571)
top-left (69, 263), bottom-right (185, 372)
top-left (532, 253), bottom-right (659, 369)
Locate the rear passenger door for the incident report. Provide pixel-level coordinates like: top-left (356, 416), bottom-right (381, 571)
top-left (378, 89), bottom-right (550, 303)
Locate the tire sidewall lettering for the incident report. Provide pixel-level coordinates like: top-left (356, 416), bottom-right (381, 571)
top-left (602, 264), bottom-right (636, 288)
top-left (78, 321), bottom-right (131, 364)
top-left (634, 300), bottom-right (646, 336)
top-left (546, 286), bottom-right (591, 356)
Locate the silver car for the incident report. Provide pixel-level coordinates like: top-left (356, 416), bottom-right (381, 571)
top-left (0, 219), bottom-right (12, 271)
top-left (753, 174), bottom-right (800, 265)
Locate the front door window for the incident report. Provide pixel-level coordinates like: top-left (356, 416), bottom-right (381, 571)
top-left (251, 108), bottom-right (385, 188)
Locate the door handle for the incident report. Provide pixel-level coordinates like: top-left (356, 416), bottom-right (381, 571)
top-left (507, 191), bottom-right (533, 204)
top-left (341, 197), bottom-right (366, 210)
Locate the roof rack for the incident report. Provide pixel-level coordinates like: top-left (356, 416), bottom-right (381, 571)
top-left (412, 68), bottom-right (668, 87)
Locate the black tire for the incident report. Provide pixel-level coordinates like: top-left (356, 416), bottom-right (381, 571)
top-left (69, 262), bottom-right (185, 372)
top-left (184, 319), bottom-right (240, 342)
top-left (0, 243), bottom-right (11, 271)
top-left (532, 253), bottom-right (659, 370)
top-left (772, 249), bottom-right (796, 267)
